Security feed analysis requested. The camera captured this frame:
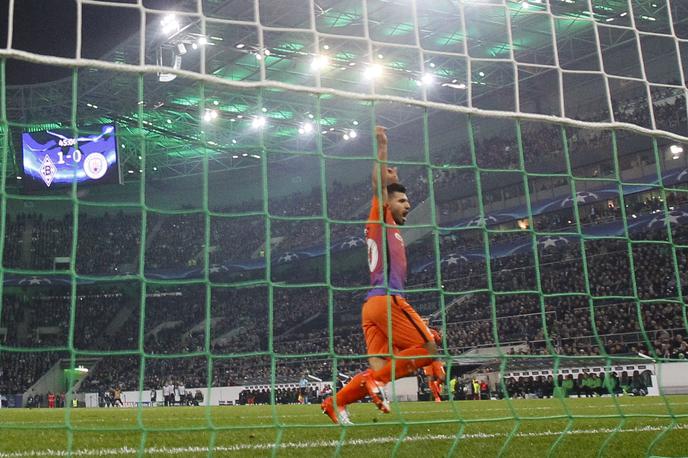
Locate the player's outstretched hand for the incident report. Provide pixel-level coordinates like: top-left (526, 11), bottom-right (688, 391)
top-left (375, 126), bottom-right (387, 146)
top-left (430, 328), bottom-right (442, 346)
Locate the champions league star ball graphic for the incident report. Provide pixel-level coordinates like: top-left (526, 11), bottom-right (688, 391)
top-left (538, 236), bottom-right (569, 249)
top-left (561, 192), bottom-right (599, 207)
top-left (441, 254), bottom-right (468, 265)
top-left (278, 252), bottom-right (299, 263)
top-left (647, 209), bottom-right (688, 228)
top-left (83, 153), bottom-right (108, 180)
top-left (465, 215), bottom-right (498, 227)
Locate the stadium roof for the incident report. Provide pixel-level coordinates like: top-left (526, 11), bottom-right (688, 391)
top-left (3, 0), bottom-right (687, 182)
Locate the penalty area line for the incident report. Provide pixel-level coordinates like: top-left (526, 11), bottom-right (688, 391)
top-left (0, 423), bottom-right (686, 456)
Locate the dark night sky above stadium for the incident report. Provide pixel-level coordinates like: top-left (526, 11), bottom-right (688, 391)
top-left (0, 0), bottom-right (138, 84)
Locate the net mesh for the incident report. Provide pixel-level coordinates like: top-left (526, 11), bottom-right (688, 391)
top-left (1, 0), bottom-right (688, 456)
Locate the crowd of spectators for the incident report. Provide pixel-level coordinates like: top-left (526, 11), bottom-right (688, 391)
top-left (2, 92), bottom-right (688, 397)
top-left (498, 370), bottom-right (652, 399)
top-left (237, 383), bottom-right (334, 405)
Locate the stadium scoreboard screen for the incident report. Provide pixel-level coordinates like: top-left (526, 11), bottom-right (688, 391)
top-left (21, 124), bottom-right (121, 190)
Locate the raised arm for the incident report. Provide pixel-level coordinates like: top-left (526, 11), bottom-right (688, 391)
top-left (372, 126), bottom-right (394, 200)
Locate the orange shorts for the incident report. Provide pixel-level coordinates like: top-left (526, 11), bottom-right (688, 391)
top-left (362, 295), bottom-right (433, 356)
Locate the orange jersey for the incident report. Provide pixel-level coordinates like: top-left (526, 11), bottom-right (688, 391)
top-left (365, 196), bottom-right (407, 298)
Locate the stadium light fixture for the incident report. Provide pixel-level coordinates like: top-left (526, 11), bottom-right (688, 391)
top-left (299, 122), bottom-right (314, 135)
top-left (203, 110), bottom-right (218, 122)
top-left (236, 43), bottom-right (245, 49)
top-left (343, 133), bottom-right (350, 140)
top-left (442, 82), bottom-right (467, 90)
top-left (420, 73), bottom-right (434, 86)
top-left (252, 116), bottom-right (266, 129)
top-left (161, 15), bottom-right (180, 35)
top-left (198, 36), bottom-right (208, 46)
top-left (364, 64), bottom-right (383, 80)
top-left (311, 55), bottom-right (330, 71)
top-left (670, 145), bottom-right (683, 155)
top-left (349, 129), bottom-right (357, 138)
top-left (176, 43), bottom-right (187, 55)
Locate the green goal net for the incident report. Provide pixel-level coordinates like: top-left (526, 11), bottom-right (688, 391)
top-left (0, 0), bottom-right (687, 456)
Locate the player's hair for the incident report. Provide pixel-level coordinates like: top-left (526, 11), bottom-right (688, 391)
top-left (386, 182), bottom-right (407, 196)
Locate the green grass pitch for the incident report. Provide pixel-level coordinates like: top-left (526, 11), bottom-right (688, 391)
top-left (1, 396), bottom-right (687, 457)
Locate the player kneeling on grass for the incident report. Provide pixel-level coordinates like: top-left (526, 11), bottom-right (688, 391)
top-left (321, 126), bottom-right (445, 425)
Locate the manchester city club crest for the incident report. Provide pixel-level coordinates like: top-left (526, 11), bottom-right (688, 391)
top-left (83, 152), bottom-right (108, 180)
top-left (40, 154), bottom-right (57, 187)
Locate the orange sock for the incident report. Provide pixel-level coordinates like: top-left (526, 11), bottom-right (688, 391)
top-left (430, 380), bottom-right (441, 399)
top-left (372, 347), bottom-right (433, 384)
top-left (335, 372), bottom-right (368, 407)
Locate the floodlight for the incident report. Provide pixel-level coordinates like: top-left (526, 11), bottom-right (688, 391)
top-left (161, 15), bottom-right (179, 35)
top-left (311, 55), bottom-right (329, 71)
top-left (252, 116), bottom-right (266, 129)
top-left (364, 64), bottom-right (383, 80)
top-left (299, 122), bottom-right (314, 135)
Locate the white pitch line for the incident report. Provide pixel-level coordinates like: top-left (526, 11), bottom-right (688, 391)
top-left (0, 423), bottom-right (686, 457)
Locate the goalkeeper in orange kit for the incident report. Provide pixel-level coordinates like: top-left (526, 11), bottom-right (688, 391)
top-left (321, 126), bottom-right (446, 424)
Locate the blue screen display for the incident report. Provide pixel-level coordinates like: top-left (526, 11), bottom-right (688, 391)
top-left (22, 125), bottom-right (120, 190)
